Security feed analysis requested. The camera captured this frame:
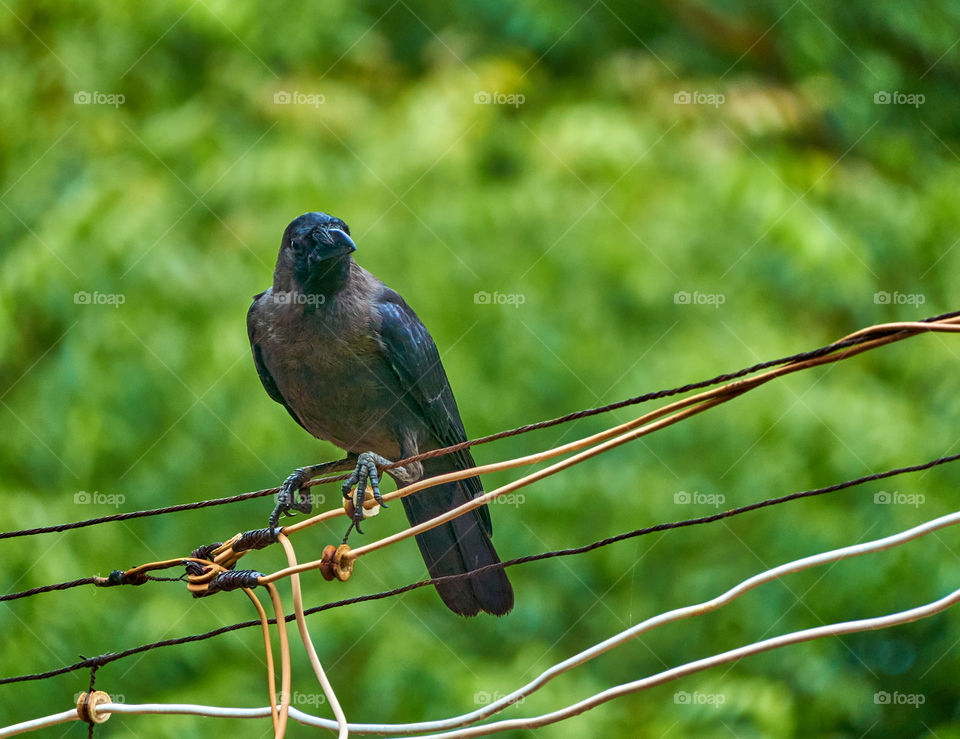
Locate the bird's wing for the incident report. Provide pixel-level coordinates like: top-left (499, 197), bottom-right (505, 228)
top-left (247, 291), bottom-right (309, 432)
top-left (375, 290), bottom-right (491, 532)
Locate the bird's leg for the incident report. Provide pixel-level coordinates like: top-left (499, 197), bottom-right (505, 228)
top-left (341, 452), bottom-right (389, 535)
top-left (341, 452), bottom-right (423, 536)
top-left (269, 456), bottom-right (355, 529)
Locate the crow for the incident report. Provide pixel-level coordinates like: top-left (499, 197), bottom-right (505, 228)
top-left (247, 211), bottom-right (513, 616)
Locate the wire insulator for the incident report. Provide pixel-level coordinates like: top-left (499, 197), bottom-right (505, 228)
top-left (319, 544), bottom-right (354, 582)
top-left (319, 545), bottom-right (338, 581)
top-left (76, 690), bottom-right (111, 724)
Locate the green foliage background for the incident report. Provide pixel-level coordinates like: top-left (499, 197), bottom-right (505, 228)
top-left (2, 1), bottom-right (960, 737)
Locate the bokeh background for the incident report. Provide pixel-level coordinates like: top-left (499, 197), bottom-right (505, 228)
top-left (2, 1), bottom-right (960, 737)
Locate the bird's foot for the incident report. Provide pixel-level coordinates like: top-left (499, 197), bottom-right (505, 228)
top-left (341, 451), bottom-right (390, 535)
top-left (268, 467), bottom-right (316, 529)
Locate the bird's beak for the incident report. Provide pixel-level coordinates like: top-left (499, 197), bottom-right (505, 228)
top-left (308, 228), bottom-right (356, 271)
top-left (324, 228), bottom-right (356, 255)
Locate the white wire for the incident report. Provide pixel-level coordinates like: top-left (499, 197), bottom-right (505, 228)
top-left (294, 509), bottom-right (960, 734)
top-left (7, 510), bottom-right (958, 737)
top-left (413, 586), bottom-right (960, 738)
top-left (0, 709), bottom-right (78, 738)
top-left (91, 703), bottom-right (271, 718)
top-left (95, 704), bottom-right (375, 728)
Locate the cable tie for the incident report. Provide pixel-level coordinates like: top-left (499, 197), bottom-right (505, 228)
top-left (234, 527), bottom-right (280, 552)
top-left (201, 569), bottom-right (264, 597)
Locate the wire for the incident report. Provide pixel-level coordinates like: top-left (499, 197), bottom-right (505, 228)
top-left (366, 314), bottom-right (960, 474)
top-left (0, 709), bottom-right (80, 738)
top-left (2, 310), bottom-right (956, 542)
top-left (235, 317), bottom-right (960, 575)
top-left (10, 510), bottom-right (960, 737)
top-left (0, 573), bottom-right (182, 604)
top-left (2, 448), bottom-right (957, 688)
top-left (0, 577), bottom-right (99, 603)
top-left (396, 509), bottom-right (960, 737)
top-left (7, 316), bottom-right (944, 601)
top-left (414, 588), bottom-right (960, 738)
top-left (277, 533), bottom-right (348, 739)
top-left (273, 395), bottom-right (737, 572)
top-left (0, 488), bottom-right (276, 541)
top-left (242, 587), bottom-right (280, 735)
top-left (273, 316), bottom-right (960, 548)
top-left (265, 581), bottom-right (292, 736)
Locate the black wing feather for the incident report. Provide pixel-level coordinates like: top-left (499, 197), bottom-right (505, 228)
top-left (376, 292), bottom-right (491, 534)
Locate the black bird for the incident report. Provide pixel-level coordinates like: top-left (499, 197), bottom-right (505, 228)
top-left (247, 211), bottom-right (514, 616)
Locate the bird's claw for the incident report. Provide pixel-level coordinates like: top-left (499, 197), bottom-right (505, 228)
top-left (268, 468), bottom-right (314, 529)
top-left (341, 451), bottom-right (389, 535)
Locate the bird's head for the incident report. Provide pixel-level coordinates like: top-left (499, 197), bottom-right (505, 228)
top-left (276, 211), bottom-right (356, 293)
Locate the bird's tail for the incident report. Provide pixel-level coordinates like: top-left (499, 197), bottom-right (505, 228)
top-left (398, 459), bottom-right (514, 616)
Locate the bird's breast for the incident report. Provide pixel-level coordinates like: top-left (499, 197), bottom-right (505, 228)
top-left (263, 298), bottom-right (408, 457)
